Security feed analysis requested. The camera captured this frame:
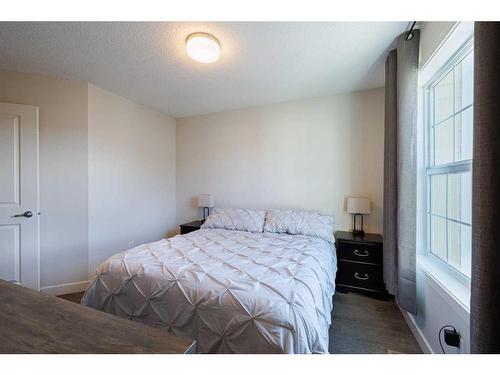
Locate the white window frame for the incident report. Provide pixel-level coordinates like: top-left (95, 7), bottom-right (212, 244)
top-left (420, 30), bottom-right (474, 288)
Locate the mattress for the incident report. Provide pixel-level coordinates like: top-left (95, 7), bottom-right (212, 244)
top-left (81, 228), bottom-right (337, 353)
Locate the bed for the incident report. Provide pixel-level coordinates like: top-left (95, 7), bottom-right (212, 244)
top-left (82, 209), bottom-right (337, 354)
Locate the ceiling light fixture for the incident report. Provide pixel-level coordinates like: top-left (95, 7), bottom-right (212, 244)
top-left (186, 32), bottom-right (221, 64)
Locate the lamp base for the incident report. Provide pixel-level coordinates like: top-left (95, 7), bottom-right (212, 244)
top-left (202, 207), bottom-right (210, 220)
top-left (352, 213), bottom-right (365, 237)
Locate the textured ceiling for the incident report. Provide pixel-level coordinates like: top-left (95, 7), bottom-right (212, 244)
top-left (0, 22), bottom-right (407, 117)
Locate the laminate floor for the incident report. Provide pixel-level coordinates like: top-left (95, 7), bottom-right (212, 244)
top-left (329, 292), bottom-right (422, 353)
top-left (57, 290), bottom-right (422, 354)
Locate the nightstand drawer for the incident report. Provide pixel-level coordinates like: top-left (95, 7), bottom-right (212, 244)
top-left (337, 242), bottom-right (382, 265)
top-left (336, 261), bottom-right (383, 290)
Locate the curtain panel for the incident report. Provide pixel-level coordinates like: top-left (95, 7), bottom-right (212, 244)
top-left (470, 22), bottom-right (500, 354)
top-left (383, 30), bottom-right (419, 314)
top-left (383, 49), bottom-right (398, 297)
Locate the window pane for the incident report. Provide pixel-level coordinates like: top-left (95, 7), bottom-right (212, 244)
top-left (434, 70), bottom-right (454, 123)
top-left (431, 174), bottom-right (447, 216)
top-left (455, 107), bottom-right (473, 161)
top-left (448, 171), bottom-right (472, 224)
top-left (434, 118), bottom-right (454, 165)
top-left (427, 46), bottom-right (473, 280)
top-left (460, 225), bottom-right (472, 278)
top-left (431, 215), bottom-right (447, 260)
top-left (447, 221), bottom-right (472, 277)
top-left (448, 221), bottom-right (462, 270)
top-left (454, 52), bottom-right (474, 112)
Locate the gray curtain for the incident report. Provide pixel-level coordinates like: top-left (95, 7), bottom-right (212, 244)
top-left (383, 49), bottom-right (398, 297)
top-left (470, 22), bottom-right (500, 354)
top-left (383, 30), bottom-right (419, 314)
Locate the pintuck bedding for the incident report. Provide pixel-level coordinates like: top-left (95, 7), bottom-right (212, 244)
top-left (82, 228), bottom-right (337, 353)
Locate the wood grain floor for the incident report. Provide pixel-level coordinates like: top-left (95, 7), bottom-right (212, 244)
top-left (329, 292), bottom-right (422, 353)
top-left (58, 290), bottom-right (421, 354)
top-left (0, 280), bottom-right (195, 354)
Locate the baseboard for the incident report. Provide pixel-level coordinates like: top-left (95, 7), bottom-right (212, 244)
top-left (40, 280), bottom-right (89, 296)
top-left (400, 308), bottom-right (434, 354)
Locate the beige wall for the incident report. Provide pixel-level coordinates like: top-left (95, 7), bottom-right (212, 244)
top-left (1, 71), bottom-right (384, 288)
top-left (0, 71), bottom-right (177, 290)
top-left (0, 70), bottom-right (89, 288)
top-left (87, 85), bottom-right (177, 273)
top-left (176, 88), bottom-right (385, 234)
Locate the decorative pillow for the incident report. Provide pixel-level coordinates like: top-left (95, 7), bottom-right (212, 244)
top-left (201, 207), bottom-right (266, 233)
top-left (264, 209), bottom-right (334, 243)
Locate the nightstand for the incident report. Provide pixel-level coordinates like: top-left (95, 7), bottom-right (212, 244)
top-left (179, 220), bottom-right (203, 235)
top-left (335, 231), bottom-right (388, 299)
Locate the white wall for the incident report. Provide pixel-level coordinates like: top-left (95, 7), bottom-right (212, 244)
top-left (87, 84), bottom-right (177, 274)
top-left (176, 88), bottom-right (385, 233)
top-left (419, 22), bottom-right (457, 68)
top-left (404, 268), bottom-right (470, 353)
top-left (0, 70), bottom-right (89, 288)
top-left (401, 21), bottom-right (471, 354)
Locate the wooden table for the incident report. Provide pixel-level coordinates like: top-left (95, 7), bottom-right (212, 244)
top-left (0, 279), bottom-right (196, 353)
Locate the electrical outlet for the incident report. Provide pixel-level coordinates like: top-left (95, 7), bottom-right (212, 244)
top-left (128, 240), bottom-right (135, 248)
top-left (444, 328), bottom-right (461, 348)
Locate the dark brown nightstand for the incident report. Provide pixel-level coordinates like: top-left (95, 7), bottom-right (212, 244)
top-left (335, 231), bottom-right (388, 299)
top-left (179, 220), bottom-right (203, 235)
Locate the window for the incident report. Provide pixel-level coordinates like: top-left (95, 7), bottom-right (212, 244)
top-left (424, 40), bottom-right (473, 280)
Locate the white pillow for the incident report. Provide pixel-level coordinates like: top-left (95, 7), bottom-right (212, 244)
top-left (201, 207), bottom-right (266, 233)
top-left (264, 209), bottom-right (334, 243)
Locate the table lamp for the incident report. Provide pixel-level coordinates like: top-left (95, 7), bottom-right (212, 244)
top-left (347, 197), bottom-right (371, 236)
top-left (198, 194), bottom-right (215, 221)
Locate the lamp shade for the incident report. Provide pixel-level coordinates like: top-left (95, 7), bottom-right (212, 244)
top-left (198, 194), bottom-right (215, 208)
top-left (347, 197), bottom-right (371, 214)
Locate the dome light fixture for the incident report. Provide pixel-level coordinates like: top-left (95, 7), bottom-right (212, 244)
top-left (186, 32), bottom-right (221, 64)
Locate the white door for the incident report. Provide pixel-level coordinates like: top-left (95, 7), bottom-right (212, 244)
top-left (0, 103), bottom-right (39, 289)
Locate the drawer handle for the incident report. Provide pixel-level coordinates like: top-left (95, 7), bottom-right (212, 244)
top-left (354, 249), bottom-right (369, 257)
top-left (354, 272), bottom-right (369, 281)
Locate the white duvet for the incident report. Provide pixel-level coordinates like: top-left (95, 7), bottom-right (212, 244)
top-left (82, 228), bottom-right (337, 353)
